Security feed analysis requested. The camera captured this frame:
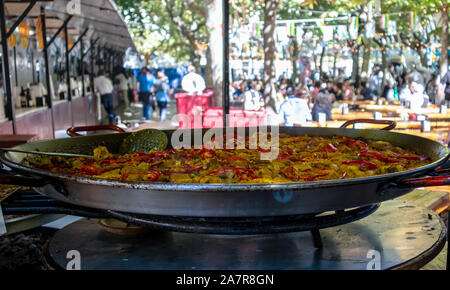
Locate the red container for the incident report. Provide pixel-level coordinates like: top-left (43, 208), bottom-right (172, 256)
top-left (174, 90), bottom-right (213, 116)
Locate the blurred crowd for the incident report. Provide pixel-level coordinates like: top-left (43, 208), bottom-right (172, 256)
top-left (230, 64), bottom-right (450, 127)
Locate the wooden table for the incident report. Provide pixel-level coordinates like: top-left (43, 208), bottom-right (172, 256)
top-left (0, 134), bottom-right (38, 148)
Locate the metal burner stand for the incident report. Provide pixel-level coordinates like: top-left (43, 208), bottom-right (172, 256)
top-left (2, 188), bottom-right (380, 249)
top-left (2, 189), bottom-right (446, 270)
top-left (43, 199), bottom-right (446, 270)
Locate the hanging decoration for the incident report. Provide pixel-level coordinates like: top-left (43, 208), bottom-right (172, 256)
top-left (349, 16), bottom-right (358, 39)
top-left (289, 22), bottom-right (296, 37)
top-left (7, 33), bottom-right (17, 47)
top-left (68, 37), bottom-right (74, 51)
top-left (409, 11), bottom-right (417, 27)
top-left (300, 0), bottom-right (318, 10)
top-left (36, 16), bottom-right (44, 50)
top-left (18, 20), bottom-right (30, 49)
top-left (379, 14), bottom-right (389, 30)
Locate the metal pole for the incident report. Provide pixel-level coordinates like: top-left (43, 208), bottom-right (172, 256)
top-left (31, 50), bottom-right (35, 83)
top-left (90, 40), bottom-right (95, 94)
top-left (222, 0), bottom-right (230, 128)
top-left (0, 0), bottom-right (16, 133)
top-left (64, 25), bottom-right (71, 101)
top-left (13, 46), bottom-right (17, 87)
top-left (80, 38), bottom-right (85, 97)
top-left (41, 7), bottom-right (55, 138)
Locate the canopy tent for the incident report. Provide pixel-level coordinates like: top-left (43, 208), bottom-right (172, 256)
top-left (1, 0), bottom-right (136, 52)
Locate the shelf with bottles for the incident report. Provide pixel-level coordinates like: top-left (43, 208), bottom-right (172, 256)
top-left (13, 82), bottom-right (49, 111)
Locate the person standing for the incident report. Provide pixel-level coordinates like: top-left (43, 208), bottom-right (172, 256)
top-left (127, 70), bottom-right (137, 104)
top-left (115, 70), bottom-right (130, 110)
top-left (440, 70), bottom-right (450, 104)
top-left (154, 71), bottom-right (170, 122)
top-left (244, 80), bottom-right (262, 111)
top-left (367, 65), bottom-right (383, 99)
top-left (312, 87), bottom-right (333, 121)
top-left (94, 71), bottom-right (115, 124)
top-left (137, 67), bottom-right (156, 121)
top-left (279, 86), bottom-right (312, 126)
top-left (181, 65), bottom-right (205, 95)
top-left (383, 64), bottom-right (397, 101)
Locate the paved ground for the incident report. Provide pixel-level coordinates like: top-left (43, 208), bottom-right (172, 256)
top-left (101, 99), bottom-right (179, 129)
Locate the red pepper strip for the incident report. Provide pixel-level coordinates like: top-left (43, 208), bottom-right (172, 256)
top-left (80, 165), bottom-right (104, 175)
top-left (288, 157), bottom-right (305, 162)
top-left (340, 137), bottom-right (368, 151)
top-left (394, 155), bottom-right (428, 161)
top-left (257, 146), bottom-right (271, 153)
top-left (314, 163), bottom-right (331, 170)
top-left (227, 156), bottom-right (248, 162)
top-left (278, 149), bottom-right (296, 159)
top-left (143, 170), bottom-right (161, 182)
top-left (341, 160), bottom-right (378, 170)
top-left (352, 140), bottom-right (368, 151)
top-left (280, 166), bottom-right (296, 180)
top-left (359, 151), bottom-right (398, 163)
top-left (326, 143), bottom-right (338, 152)
top-left (280, 167), bottom-right (312, 180)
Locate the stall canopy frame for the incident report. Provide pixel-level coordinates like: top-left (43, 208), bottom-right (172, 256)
top-left (0, 0), bottom-right (137, 135)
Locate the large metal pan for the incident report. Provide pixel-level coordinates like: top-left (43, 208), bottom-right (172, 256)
top-left (0, 120), bottom-right (449, 217)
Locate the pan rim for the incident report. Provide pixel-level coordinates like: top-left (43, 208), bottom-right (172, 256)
top-left (2, 149), bottom-right (448, 192)
top-left (1, 127), bottom-right (449, 191)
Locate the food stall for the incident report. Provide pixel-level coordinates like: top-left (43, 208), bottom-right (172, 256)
top-left (0, 0), bottom-right (136, 139)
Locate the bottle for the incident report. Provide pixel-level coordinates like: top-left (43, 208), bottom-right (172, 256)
top-left (26, 88), bottom-right (32, 107)
top-left (20, 86), bottom-right (27, 108)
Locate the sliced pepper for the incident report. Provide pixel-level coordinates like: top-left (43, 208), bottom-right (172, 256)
top-left (341, 160), bottom-right (378, 170)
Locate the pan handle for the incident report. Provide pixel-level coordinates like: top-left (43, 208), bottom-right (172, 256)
top-left (66, 125), bottom-right (126, 137)
top-left (340, 119), bottom-right (396, 131)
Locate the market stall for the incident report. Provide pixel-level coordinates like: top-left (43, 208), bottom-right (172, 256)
top-left (0, 0), bottom-right (136, 139)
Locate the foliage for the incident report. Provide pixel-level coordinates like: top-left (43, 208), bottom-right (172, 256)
top-left (115, 0), bottom-right (207, 64)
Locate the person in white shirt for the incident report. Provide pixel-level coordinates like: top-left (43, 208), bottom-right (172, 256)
top-left (399, 82), bottom-right (414, 103)
top-left (94, 71), bottom-right (115, 124)
top-left (244, 81), bottom-right (262, 111)
top-left (279, 85), bottom-right (312, 126)
top-left (181, 65), bottom-right (205, 95)
top-left (409, 82), bottom-right (429, 113)
top-left (116, 70), bottom-right (130, 109)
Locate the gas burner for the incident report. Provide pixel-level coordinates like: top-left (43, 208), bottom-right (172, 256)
top-left (43, 200), bottom-right (446, 270)
top-left (106, 204), bottom-right (380, 235)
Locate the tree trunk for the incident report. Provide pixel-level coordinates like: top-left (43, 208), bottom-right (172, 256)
top-left (205, 0), bottom-right (223, 106)
top-left (351, 48), bottom-right (359, 82)
top-left (319, 44), bottom-right (326, 77)
top-left (290, 39), bottom-right (298, 84)
top-left (440, 2), bottom-right (448, 79)
top-left (263, 0), bottom-right (278, 113)
top-left (361, 39), bottom-right (372, 77)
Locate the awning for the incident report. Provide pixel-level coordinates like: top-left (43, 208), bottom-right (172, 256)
top-left (1, 0), bottom-right (136, 52)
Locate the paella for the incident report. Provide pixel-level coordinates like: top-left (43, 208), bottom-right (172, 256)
top-left (23, 133), bottom-right (431, 184)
